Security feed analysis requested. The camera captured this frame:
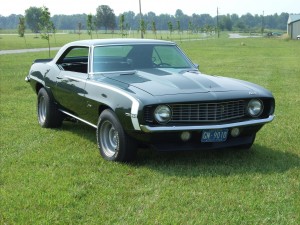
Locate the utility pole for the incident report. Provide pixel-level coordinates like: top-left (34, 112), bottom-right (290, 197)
top-left (217, 7), bottom-right (219, 38)
top-left (139, 0), bottom-right (144, 38)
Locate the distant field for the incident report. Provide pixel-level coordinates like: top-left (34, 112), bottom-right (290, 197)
top-left (0, 37), bottom-right (299, 224)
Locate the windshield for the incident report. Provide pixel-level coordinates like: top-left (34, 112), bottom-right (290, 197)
top-left (92, 44), bottom-right (195, 73)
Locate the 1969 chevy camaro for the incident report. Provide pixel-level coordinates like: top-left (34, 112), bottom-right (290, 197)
top-left (25, 39), bottom-right (275, 162)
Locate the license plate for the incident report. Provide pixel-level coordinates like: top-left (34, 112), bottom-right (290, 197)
top-left (201, 129), bottom-right (228, 142)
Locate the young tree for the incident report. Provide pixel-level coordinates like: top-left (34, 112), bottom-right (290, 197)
top-left (94, 20), bottom-right (99, 38)
top-left (188, 21), bottom-right (193, 35)
top-left (18, 16), bottom-right (26, 37)
top-left (78, 22), bottom-right (82, 39)
top-left (18, 16), bottom-right (27, 46)
top-left (176, 20), bottom-right (181, 41)
top-left (140, 19), bottom-right (146, 37)
top-left (52, 22), bottom-right (57, 43)
top-left (87, 14), bottom-right (94, 39)
top-left (39, 6), bottom-right (54, 57)
top-left (176, 20), bottom-right (181, 34)
top-left (119, 14), bottom-right (125, 37)
top-left (167, 21), bottom-right (173, 37)
top-left (151, 21), bottom-right (157, 39)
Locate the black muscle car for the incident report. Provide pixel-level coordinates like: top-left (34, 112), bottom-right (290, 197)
top-left (25, 39), bottom-right (275, 162)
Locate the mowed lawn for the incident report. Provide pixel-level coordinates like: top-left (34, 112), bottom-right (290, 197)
top-left (0, 36), bottom-right (300, 224)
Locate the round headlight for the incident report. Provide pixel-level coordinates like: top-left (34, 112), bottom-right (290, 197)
top-left (154, 105), bottom-right (172, 124)
top-left (247, 99), bottom-right (263, 117)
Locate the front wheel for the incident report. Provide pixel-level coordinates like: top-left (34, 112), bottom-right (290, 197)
top-left (97, 109), bottom-right (137, 162)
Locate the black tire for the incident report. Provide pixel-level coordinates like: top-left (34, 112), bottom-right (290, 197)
top-left (97, 109), bottom-right (137, 162)
top-left (37, 88), bottom-right (63, 128)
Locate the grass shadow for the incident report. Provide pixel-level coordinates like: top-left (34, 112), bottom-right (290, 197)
top-left (60, 121), bottom-right (96, 144)
top-left (135, 145), bottom-right (300, 177)
top-left (58, 121), bottom-right (299, 178)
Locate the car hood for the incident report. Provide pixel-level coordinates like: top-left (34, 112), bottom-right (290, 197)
top-left (102, 68), bottom-right (258, 96)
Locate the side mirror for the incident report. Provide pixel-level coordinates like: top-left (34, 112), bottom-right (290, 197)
top-left (194, 63), bottom-right (199, 70)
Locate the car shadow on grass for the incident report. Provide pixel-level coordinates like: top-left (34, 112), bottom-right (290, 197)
top-left (60, 122), bottom-right (300, 177)
top-left (134, 145), bottom-right (300, 177)
top-left (61, 121), bottom-right (96, 143)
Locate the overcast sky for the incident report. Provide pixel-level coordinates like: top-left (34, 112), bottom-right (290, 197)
top-left (0, 0), bottom-right (299, 17)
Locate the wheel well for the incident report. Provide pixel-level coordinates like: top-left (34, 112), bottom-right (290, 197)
top-left (35, 83), bottom-right (44, 94)
top-left (98, 105), bottom-right (111, 116)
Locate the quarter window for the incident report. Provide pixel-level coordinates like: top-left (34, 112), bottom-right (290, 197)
top-left (57, 47), bottom-right (89, 73)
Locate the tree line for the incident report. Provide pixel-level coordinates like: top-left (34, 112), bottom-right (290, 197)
top-left (0, 5), bottom-right (289, 33)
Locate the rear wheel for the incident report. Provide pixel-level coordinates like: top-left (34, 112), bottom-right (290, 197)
top-left (37, 88), bottom-right (63, 128)
top-left (97, 109), bottom-right (137, 162)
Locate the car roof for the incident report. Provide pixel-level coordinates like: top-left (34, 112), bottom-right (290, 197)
top-left (66, 38), bottom-right (175, 47)
top-left (53, 38), bottom-right (177, 63)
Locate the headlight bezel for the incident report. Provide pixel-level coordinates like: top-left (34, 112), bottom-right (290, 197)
top-left (154, 105), bottom-right (172, 124)
top-left (247, 99), bottom-right (264, 117)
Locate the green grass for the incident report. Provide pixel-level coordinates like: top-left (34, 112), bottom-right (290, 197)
top-left (1, 37), bottom-right (300, 224)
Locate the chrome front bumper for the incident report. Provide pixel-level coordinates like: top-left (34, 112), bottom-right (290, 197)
top-left (140, 115), bottom-right (275, 133)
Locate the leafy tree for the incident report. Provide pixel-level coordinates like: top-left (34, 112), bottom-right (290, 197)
top-left (18, 16), bottom-right (26, 37)
top-left (51, 14), bottom-right (86, 30)
top-left (240, 13), bottom-right (256, 30)
top-left (0, 14), bottom-right (20, 29)
top-left (95, 5), bottom-right (116, 33)
top-left (146, 11), bottom-right (156, 25)
top-left (87, 14), bottom-right (94, 39)
top-left (25, 7), bottom-right (42, 33)
top-left (122, 11), bottom-right (136, 29)
top-left (277, 13), bottom-right (289, 30)
top-left (236, 21), bottom-right (246, 31)
top-left (230, 13), bottom-right (240, 27)
top-left (1, 11), bottom-right (292, 33)
top-left (175, 9), bottom-right (184, 18)
top-left (39, 6), bottom-right (54, 57)
top-left (221, 15), bottom-right (233, 31)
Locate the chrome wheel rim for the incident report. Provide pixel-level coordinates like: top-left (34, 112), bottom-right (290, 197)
top-left (38, 96), bottom-right (46, 124)
top-left (100, 121), bottom-right (119, 157)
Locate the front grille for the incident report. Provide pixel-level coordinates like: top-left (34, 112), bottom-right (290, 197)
top-left (144, 100), bottom-right (246, 123)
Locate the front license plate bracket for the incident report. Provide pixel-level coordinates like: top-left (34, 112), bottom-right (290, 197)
top-left (201, 129), bottom-right (228, 142)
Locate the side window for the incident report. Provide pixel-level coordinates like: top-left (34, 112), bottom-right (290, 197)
top-left (58, 47), bottom-right (89, 73)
